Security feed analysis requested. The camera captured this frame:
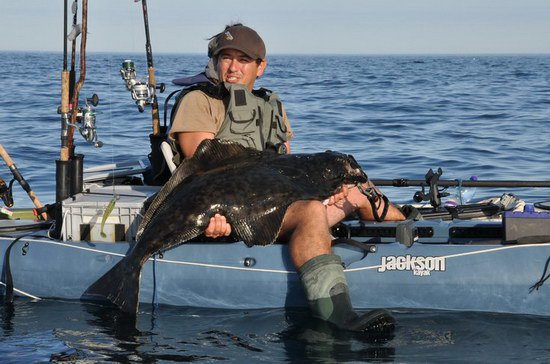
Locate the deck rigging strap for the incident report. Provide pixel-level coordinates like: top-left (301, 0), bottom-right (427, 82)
top-left (529, 255), bottom-right (550, 293)
top-left (1, 236), bottom-right (30, 303)
top-left (331, 238), bottom-right (377, 258)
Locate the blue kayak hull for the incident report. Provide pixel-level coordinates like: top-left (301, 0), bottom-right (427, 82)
top-left (2, 232), bottom-right (549, 316)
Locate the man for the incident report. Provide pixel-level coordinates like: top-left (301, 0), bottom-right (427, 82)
top-left (170, 24), bottom-right (405, 332)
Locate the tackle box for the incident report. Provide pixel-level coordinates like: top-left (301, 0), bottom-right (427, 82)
top-left (503, 208), bottom-right (550, 243)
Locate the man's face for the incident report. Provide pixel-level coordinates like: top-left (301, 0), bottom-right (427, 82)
top-left (217, 49), bottom-right (267, 91)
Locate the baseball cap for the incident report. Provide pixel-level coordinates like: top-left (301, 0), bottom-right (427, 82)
top-left (212, 25), bottom-right (266, 60)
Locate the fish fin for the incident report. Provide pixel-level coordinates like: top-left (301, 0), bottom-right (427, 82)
top-left (192, 139), bottom-right (260, 170)
top-left (137, 139), bottom-right (259, 239)
top-left (81, 257), bottom-right (141, 315)
top-left (231, 204), bottom-right (290, 246)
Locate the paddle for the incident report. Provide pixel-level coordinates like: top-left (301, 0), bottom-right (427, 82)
top-left (371, 178), bottom-right (550, 188)
top-left (371, 168), bottom-right (550, 209)
top-left (370, 167), bottom-right (550, 188)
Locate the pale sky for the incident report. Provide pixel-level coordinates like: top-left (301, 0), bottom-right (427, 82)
top-left (1, 0), bottom-right (549, 54)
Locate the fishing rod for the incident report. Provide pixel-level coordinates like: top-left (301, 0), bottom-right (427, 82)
top-left (66, 0), bottom-right (88, 154)
top-left (55, 0), bottom-right (102, 238)
top-left (69, 0), bottom-right (79, 102)
top-left (59, 0), bottom-right (81, 162)
top-left (120, 0), bottom-right (165, 125)
top-left (141, 0), bottom-right (162, 136)
top-left (61, 0), bottom-right (102, 159)
top-left (120, 0), bottom-right (167, 185)
top-left (60, 0), bottom-right (71, 162)
top-left (55, 0), bottom-right (74, 236)
top-left (0, 145), bottom-right (48, 220)
top-left (63, 0), bottom-right (68, 72)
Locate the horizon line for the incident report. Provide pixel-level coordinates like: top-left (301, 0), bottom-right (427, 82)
top-left (1, 49), bottom-right (549, 57)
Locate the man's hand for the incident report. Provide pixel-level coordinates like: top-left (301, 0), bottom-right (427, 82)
top-left (204, 213), bottom-right (232, 238)
top-left (326, 184), bottom-right (350, 206)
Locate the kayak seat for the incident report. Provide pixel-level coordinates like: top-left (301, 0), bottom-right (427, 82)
top-left (160, 140), bottom-right (177, 174)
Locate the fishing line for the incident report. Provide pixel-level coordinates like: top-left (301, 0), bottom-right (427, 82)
top-left (103, 53), bottom-right (120, 227)
top-left (106, 55), bottom-right (115, 194)
top-left (129, 1), bottom-right (139, 54)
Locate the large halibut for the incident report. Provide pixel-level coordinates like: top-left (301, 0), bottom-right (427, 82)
top-left (83, 139), bottom-right (369, 314)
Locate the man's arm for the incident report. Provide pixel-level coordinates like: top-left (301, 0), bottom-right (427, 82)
top-left (284, 141), bottom-right (291, 154)
top-left (177, 131), bottom-right (215, 158)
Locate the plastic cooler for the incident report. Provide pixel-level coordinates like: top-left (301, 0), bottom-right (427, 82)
top-left (62, 185), bottom-right (160, 243)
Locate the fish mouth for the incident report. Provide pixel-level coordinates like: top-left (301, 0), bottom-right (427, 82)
top-left (345, 154), bottom-right (369, 182)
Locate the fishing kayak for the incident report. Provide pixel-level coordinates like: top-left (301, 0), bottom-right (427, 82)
top-left (2, 183), bottom-right (550, 316)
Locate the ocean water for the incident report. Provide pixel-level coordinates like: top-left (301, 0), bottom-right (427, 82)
top-left (1, 52), bottom-right (550, 362)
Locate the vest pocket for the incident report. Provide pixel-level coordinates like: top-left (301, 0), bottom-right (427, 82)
top-left (275, 114), bottom-right (288, 135)
top-left (228, 109), bottom-right (257, 134)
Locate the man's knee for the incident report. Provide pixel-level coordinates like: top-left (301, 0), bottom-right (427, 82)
top-left (289, 200), bottom-right (327, 217)
top-left (287, 200), bottom-right (327, 221)
top-left (279, 200), bottom-right (329, 239)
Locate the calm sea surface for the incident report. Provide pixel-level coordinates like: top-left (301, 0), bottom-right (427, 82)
top-left (1, 52), bottom-right (550, 362)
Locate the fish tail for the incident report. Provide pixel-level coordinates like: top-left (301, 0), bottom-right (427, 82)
top-left (81, 257), bottom-right (141, 315)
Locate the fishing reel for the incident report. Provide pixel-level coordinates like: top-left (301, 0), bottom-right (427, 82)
top-left (63, 94), bottom-right (103, 148)
top-left (0, 176), bottom-right (14, 208)
top-left (79, 105), bottom-right (103, 148)
top-left (120, 59), bottom-right (165, 112)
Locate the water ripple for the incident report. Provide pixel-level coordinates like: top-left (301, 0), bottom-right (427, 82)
top-left (1, 52), bottom-right (549, 205)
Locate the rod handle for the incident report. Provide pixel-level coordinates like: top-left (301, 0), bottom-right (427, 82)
top-left (148, 67), bottom-right (161, 135)
top-left (0, 144), bottom-right (49, 220)
top-left (0, 144), bottom-right (15, 167)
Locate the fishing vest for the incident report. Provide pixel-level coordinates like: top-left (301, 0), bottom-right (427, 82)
top-left (216, 83), bottom-right (289, 154)
top-left (171, 82), bottom-right (289, 153)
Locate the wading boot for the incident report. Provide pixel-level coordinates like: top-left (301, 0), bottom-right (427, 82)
top-left (298, 254), bottom-right (395, 334)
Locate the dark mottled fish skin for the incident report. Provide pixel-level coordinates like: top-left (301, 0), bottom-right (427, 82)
top-left (82, 139), bottom-right (368, 314)
top-left (137, 139), bottom-right (264, 241)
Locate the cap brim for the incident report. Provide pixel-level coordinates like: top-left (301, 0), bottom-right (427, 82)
top-left (213, 45), bottom-right (262, 60)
